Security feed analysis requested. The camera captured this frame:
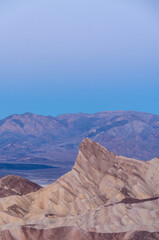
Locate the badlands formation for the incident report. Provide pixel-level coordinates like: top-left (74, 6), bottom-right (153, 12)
top-left (0, 138), bottom-right (159, 239)
top-left (0, 175), bottom-right (41, 198)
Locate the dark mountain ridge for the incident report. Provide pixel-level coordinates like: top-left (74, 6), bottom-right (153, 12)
top-left (0, 111), bottom-right (158, 169)
top-left (0, 175), bottom-right (41, 198)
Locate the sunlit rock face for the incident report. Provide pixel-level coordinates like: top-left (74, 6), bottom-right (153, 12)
top-left (0, 138), bottom-right (159, 240)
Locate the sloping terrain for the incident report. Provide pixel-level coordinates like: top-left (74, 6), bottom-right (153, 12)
top-left (0, 111), bottom-right (159, 167)
top-left (2, 227), bottom-right (159, 240)
top-left (0, 139), bottom-right (159, 239)
top-left (0, 175), bottom-right (41, 198)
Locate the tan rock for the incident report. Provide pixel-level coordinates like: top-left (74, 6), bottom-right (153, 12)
top-left (0, 138), bottom-right (159, 239)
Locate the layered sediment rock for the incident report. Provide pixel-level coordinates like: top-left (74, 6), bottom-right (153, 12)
top-left (0, 175), bottom-right (41, 198)
top-left (0, 138), bottom-right (159, 239)
top-left (2, 227), bottom-right (159, 240)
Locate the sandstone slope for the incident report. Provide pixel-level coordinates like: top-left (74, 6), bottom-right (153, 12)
top-left (0, 139), bottom-right (159, 239)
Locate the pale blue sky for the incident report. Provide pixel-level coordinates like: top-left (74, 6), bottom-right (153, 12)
top-left (0, 0), bottom-right (159, 118)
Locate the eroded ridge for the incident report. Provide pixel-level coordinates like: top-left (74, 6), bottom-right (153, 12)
top-left (0, 138), bottom-right (159, 240)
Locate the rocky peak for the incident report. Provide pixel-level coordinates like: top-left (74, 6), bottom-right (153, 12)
top-left (75, 138), bottom-right (116, 175)
top-left (1, 140), bottom-right (159, 239)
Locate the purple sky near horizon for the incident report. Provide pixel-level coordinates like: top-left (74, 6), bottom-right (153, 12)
top-left (0, 0), bottom-right (159, 119)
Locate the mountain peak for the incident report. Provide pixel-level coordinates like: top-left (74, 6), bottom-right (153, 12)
top-left (75, 138), bottom-right (116, 175)
top-left (0, 111), bottom-right (158, 167)
top-left (1, 140), bottom-right (159, 237)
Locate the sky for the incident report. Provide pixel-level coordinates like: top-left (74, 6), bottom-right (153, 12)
top-left (0, 0), bottom-right (159, 119)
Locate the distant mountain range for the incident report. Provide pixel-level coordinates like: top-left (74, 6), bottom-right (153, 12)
top-left (0, 111), bottom-right (158, 169)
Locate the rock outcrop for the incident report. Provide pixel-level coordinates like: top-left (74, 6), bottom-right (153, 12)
top-left (1, 111), bottom-right (159, 183)
top-left (2, 227), bottom-right (159, 240)
top-left (0, 175), bottom-right (42, 198)
top-left (0, 138), bottom-right (159, 239)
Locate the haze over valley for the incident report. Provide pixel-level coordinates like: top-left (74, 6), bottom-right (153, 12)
top-left (0, 0), bottom-right (159, 239)
top-left (0, 110), bottom-right (159, 185)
